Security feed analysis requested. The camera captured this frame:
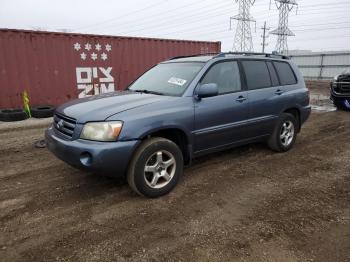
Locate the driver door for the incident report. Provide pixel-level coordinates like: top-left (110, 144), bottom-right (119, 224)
top-left (193, 61), bottom-right (250, 154)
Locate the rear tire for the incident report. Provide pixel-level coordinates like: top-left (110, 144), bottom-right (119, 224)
top-left (127, 137), bottom-right (183, 198)
top-left (268, 113), bottom-right (297, 152)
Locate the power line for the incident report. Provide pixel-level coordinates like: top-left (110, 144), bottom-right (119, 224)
top-left (105, 6), bottom-right (350, 39)
top-left (130, 20), bottom-right (350, 43)
top-left (113, 1), bottom-right (232, 35)
top-left (74, 0), bottom-right (170, 32)
top-left (127, 14), bottom-right (350, 38)
top-left (83, 1), bottom-right (350, 37)
top-left (79, 0), bottom-right (215, 33)
top-left (154, 19), bottom-right (350, 43)
top-left (253, 5), bottom-right (350, 20)
top-left (296, 1), bottom-right (350, 9)
top-left (126, 17), bottom-right (350, 41)
top-left (73, 0), bottom-right (350, 35)
top-left (70, 0), bottom-right (350, 53)
top-left (195, 32), bottom-right (350, 43)
top-left (290, 21), bottom-right (350, 28)
top-left (293, 25), bottom-right (350, 32)
top-left (156, 20), bottom-right (350, 39)
top-left (290, 34), bottom-right (350, 42)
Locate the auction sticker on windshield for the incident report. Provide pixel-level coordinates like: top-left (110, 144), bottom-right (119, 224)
top-left (168, 77), bottom-right (187, 86)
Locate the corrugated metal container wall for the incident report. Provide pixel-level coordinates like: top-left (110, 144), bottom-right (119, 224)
top-left (291, 56), bottom-right (321, 66)
top-left (290, 52), bottom-right (350, 80)
top-left (323, 54), bottom-right (350, 66)
top-left (0, 29), bottom-right (221, 108)
top-left (322, 67), bottom-right (349, 78)
top-left (299, 68), bottom-right (320, 79)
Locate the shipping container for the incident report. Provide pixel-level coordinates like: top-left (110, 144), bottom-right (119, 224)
top-left (0, 29), bottom-right (221, 108)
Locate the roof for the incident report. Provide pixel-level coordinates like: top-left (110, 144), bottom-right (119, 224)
top-left (166, 52), bottom-right (290, 63)
top-left (166, 55), bottom-right (215, 63)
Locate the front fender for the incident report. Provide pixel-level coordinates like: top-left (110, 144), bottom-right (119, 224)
top-left (108, 97), bottom-right (195, 144)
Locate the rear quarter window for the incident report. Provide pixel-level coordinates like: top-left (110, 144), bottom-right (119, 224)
top-left (241, 60), bottom-right (271, 90)
top-left (273, 61), bottom-right (297, 85)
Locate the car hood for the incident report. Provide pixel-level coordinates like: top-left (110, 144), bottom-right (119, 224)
top-left (56, 91), bottom-right (172, 123)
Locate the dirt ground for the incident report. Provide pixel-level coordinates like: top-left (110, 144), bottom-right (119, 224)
top-left (0, 85), bottom-right (349, 262)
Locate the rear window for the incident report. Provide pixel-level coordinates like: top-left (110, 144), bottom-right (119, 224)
top-left (273, 61), bottom-right (297, 85)
top-left (241, 60), bottom-right (271, 90)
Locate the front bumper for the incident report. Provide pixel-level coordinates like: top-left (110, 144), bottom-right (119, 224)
top-left (45, 125), bottom-right (140, 177)
top-left (330, 89), bottom-right (350, 100)
top-left (330, 81), bottom-right (350, 100)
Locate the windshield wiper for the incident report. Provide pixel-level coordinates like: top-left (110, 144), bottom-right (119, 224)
top-left (132, 89), bottom-right (165, 95)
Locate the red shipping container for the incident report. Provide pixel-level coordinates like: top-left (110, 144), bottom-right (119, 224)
top-left (0, 29), bottom-right (221, 108)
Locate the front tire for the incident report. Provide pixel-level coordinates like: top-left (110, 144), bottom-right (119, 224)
top-left (334, 99), bottom-right (350, 111)
top-left (268, 113), bottom-right (297, 152)
top-left (127, 137), bottom-right (184, 198)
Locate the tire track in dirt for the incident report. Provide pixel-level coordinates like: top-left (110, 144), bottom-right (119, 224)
top-left (0, 111), bottom-right (349, 261)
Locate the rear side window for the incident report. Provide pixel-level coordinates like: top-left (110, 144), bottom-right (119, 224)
top-left (273, 61), bottom-right (297, 85)
top-left (266, 61), bottom-right (279, 86)
top-left (201, 61), bottom-right (241, 94)
top-left (241, 60), bottom-right (271, 90)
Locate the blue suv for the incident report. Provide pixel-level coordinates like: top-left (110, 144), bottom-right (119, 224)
top-left (46, 52), bottom-right (311, 197)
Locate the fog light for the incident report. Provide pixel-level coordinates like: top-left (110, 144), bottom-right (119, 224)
top-left (80, 152), bottom-right (92, 166)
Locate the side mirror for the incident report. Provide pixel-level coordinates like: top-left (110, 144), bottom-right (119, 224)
top-left (196, 83), bottom-right (218, 99)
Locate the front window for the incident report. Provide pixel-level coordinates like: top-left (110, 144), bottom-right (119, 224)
top-left (201, 61), bottom-right (242, 94)
top-left (129, 62), bottom-right (204, 96)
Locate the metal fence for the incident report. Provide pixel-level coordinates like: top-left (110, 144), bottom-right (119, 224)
top-left (289, 51), bottom-right (350, 80)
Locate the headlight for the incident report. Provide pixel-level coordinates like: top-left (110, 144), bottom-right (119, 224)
top-left (80, 121), bottom-right (123, 141)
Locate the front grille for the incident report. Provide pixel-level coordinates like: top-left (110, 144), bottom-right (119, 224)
top-left (53, 113), bottom-right (76, 138)
top-left (338, 75), bottom-right (350, 92)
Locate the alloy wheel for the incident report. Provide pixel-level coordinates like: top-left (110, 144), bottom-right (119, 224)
top-left (280, 120), bottom-right (295, 147)
top-left (144, 150), bottom-right (176, 189)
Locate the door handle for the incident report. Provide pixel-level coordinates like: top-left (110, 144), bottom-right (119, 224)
top-left (236, 96), bottom-right (247, 102)
top-left (275, 89), bottom-right (284, 95)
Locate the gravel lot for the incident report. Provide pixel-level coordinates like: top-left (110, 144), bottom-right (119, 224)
top-left (0, 84), bottom-right (349, 262)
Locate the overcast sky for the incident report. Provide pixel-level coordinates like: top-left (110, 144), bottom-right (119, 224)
top-left (1, 0), bottom-right (350, 52)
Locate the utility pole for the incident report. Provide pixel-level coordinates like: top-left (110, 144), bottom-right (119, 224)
top-left (230, 0), bottom-right (256, 52)
top-left (270, 0), bottom-right (298, 54)
top-left (261, 21), bottom-right (270, 53)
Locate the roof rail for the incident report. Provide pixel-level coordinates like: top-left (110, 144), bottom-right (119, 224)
top-left (213, 52), bottom-right (290, 60)
top-left (169, 52), bottom-right (219, 60)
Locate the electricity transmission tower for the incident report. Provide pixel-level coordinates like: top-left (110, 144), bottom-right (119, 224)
top-left (261, 21), bottom-right (270, 53)
top-left (230, 0), bottom-right (256, 52)
top-left (270, 0), bottom-right (298, 54)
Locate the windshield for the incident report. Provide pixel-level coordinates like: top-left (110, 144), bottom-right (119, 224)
top-left (129, 62), bottom-right (204, 96)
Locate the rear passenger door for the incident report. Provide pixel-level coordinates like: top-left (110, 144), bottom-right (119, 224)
top-left (193, 60), bottom-right (249, 154)
top-left (241, 60), bottom-right (287, 137)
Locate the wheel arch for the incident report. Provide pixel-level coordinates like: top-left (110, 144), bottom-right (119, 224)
top-left (139, 127), bottom-right (192, 165)
top-left (283, 107), bottom-right (301, 132)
